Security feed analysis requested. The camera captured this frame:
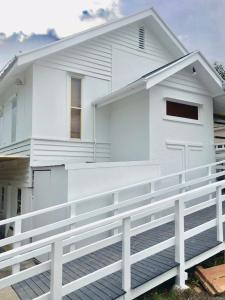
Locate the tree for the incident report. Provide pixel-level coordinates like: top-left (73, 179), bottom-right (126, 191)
top-left (214, 62), bottom-right (225, 81)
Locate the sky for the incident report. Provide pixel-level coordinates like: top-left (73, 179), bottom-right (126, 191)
top-left (0, 0), bottom-right (224, 69)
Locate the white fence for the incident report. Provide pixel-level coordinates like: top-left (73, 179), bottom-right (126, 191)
top-left (0, 160), bottom-right (225, 299)
top-left (215, 143), bottom-right (225, 161)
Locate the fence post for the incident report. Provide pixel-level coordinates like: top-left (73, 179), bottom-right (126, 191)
top-left (149, 182), bottom-right (155, 221)
top-left (122, 217), bottom-right (131, 299)
top-left (175, 198), bottom-right (187, 289)
top-left (113, 192), bottom-right (119, 235)
top-left (216, 186), bottom-right (223, 242)
top-left (50, 239), bottom-right (63, 300)
top-left (179, 173), bottom-right (186, 194)
top-left (12, 219), bottom-right (22, 274)
top-left (70, 203), bottom-right (76, 252)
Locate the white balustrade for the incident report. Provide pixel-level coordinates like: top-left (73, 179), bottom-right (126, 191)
top-left (0, 161), bottom-right (224, 298)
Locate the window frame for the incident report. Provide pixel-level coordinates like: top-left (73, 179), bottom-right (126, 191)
top-left (163, 98), bottom-right (203, 125)
top-left (68, 75), bottom-right (83, 140)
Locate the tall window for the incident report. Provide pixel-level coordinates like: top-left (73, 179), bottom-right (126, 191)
top-left (166, 100), bottom-right (198, 120)
top-left (11, 97), bottom-right (17, 142)
top-left (70, 78), bottom-right (82, 139)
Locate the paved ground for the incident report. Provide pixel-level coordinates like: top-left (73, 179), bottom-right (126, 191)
top-left (10, 202), bottom-right (223, 300)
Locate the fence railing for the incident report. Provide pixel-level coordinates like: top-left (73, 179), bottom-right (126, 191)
top-left (215, 143), bottom-right (225, 161)
top-left (0, 178), bottom-right (224, 299)
top-left (0, 160), bottom-right (225, 275)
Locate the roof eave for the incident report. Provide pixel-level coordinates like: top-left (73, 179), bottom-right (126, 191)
top-left (15, 7), bottom-right (188, 67)
top-left (145, 52), bottom-right (223, 96)
top-left (94, 80), bottom-right (146, 108)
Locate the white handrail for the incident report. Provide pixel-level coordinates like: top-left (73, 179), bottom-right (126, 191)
top-left (0, 159), bottom-right (224, 229)
top-left (0, 164), bottom-right (224, 252)
top-left (0, 179), bottom-right (224, 298)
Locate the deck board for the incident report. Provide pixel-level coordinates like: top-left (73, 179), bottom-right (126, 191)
top-left (12, 203), bottom-right (224, 300)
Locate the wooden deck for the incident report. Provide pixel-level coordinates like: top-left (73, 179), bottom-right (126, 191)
top-left (12, 203), bottom-right (222, 300)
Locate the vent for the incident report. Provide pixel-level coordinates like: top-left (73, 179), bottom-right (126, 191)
top-left (138, 26), bottom-right (145, 49)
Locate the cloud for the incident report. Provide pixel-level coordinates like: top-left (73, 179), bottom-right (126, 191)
top-left (0, 29), bottom-right (59, 69)
top-left (80, 2), bottom-right (120, 21)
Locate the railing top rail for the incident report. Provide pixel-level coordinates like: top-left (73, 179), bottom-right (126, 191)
top-left (2, 179), bottom-right (225, 261)
top-left (0, 159), bottom-right (224, 227)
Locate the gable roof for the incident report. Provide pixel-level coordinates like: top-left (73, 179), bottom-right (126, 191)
top-left (94, 51), bottom-right (223, 108)
top-left (0, 8), bottom-right (188, 82)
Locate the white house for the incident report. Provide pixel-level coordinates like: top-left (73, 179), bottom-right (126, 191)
top-left (0, 8), bottom-right (224, 232)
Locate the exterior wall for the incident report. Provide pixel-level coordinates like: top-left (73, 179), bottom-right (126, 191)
top-left (38, 21), bottom-right (175, 86)
top-left (67, 161), bottom-right (160, 200)
top-left (111, 29), bottom-right (173, 90)
top-left (108, 90), bottom-right (149, 161)
top-left (32, 166), bottom-right (68, 229)
top-left (0, 20), bottom-right (176, 163)
top-left (149, 69), bottom-right (215, 175)
top-left (0, 67), bottom-right (33, 146)
top-left (32, 64), bottom-right (110, 141)
top-left (30, 138), bottom-right (110, 166)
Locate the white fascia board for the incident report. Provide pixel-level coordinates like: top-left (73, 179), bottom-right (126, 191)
top-left (94, 80), bottom-right (146, 108)
top-left (16, 9), bottom-right (154, 66)
top-left (146, 52), bottom-right (222, 92)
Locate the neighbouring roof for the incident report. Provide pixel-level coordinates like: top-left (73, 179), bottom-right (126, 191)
top-left (94, 51), bottom-right (224, 108)
top-left (0, 8), bottom-right (188, 84)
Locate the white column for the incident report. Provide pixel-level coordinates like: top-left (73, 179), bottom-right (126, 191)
top-left (122, 217), bottom-right (131, 299)
top-left (5, 185), bottom-right (12, 237)
top-left (175, 198), bottom-right (187, 289)
top-left (21, 187), bottom-right (33, 233)
top-left (50, 239), bottom-right (63, 300)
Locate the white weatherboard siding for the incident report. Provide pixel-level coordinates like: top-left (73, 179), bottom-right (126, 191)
top-left (149, 69), bottom-right (215, 175)
top-left (30, 138), bottom-right (110, 165)
top-left (37, 21), bottom-right (175, 88)
top-left (0, 67), bottom-right (32, 146)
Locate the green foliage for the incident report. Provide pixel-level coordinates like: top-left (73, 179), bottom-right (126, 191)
top-left (214, 62), bottom-right (225, 81)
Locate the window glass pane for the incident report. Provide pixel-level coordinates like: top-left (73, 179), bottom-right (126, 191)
top-left (17, 188), bottom-right (21, 215)
top-left (166, 101), bottom-right (198, 120)
top-left (71, 78), bottom-right (81, 107)
top-left (71, 109), bottom-right (81, 138)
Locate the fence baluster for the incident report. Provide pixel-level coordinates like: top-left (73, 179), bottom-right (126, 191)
top-left (216, 186), bottom-right (223, 242)
top-left (70, 203), bottom-right (77, 252)
top-left (175, 198), bottom-right (187, 289)
top-left (12, 219), bottom-right (22, 274)
top-left (122, 217), bottom-right (131, 299)
top-left (113, 192), bottom-right (119, 235)
top-left (50, 239), bottom-right (63, 300)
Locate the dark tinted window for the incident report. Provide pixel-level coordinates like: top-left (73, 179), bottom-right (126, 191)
top-left (166, 101), bottom-right (198, 120)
